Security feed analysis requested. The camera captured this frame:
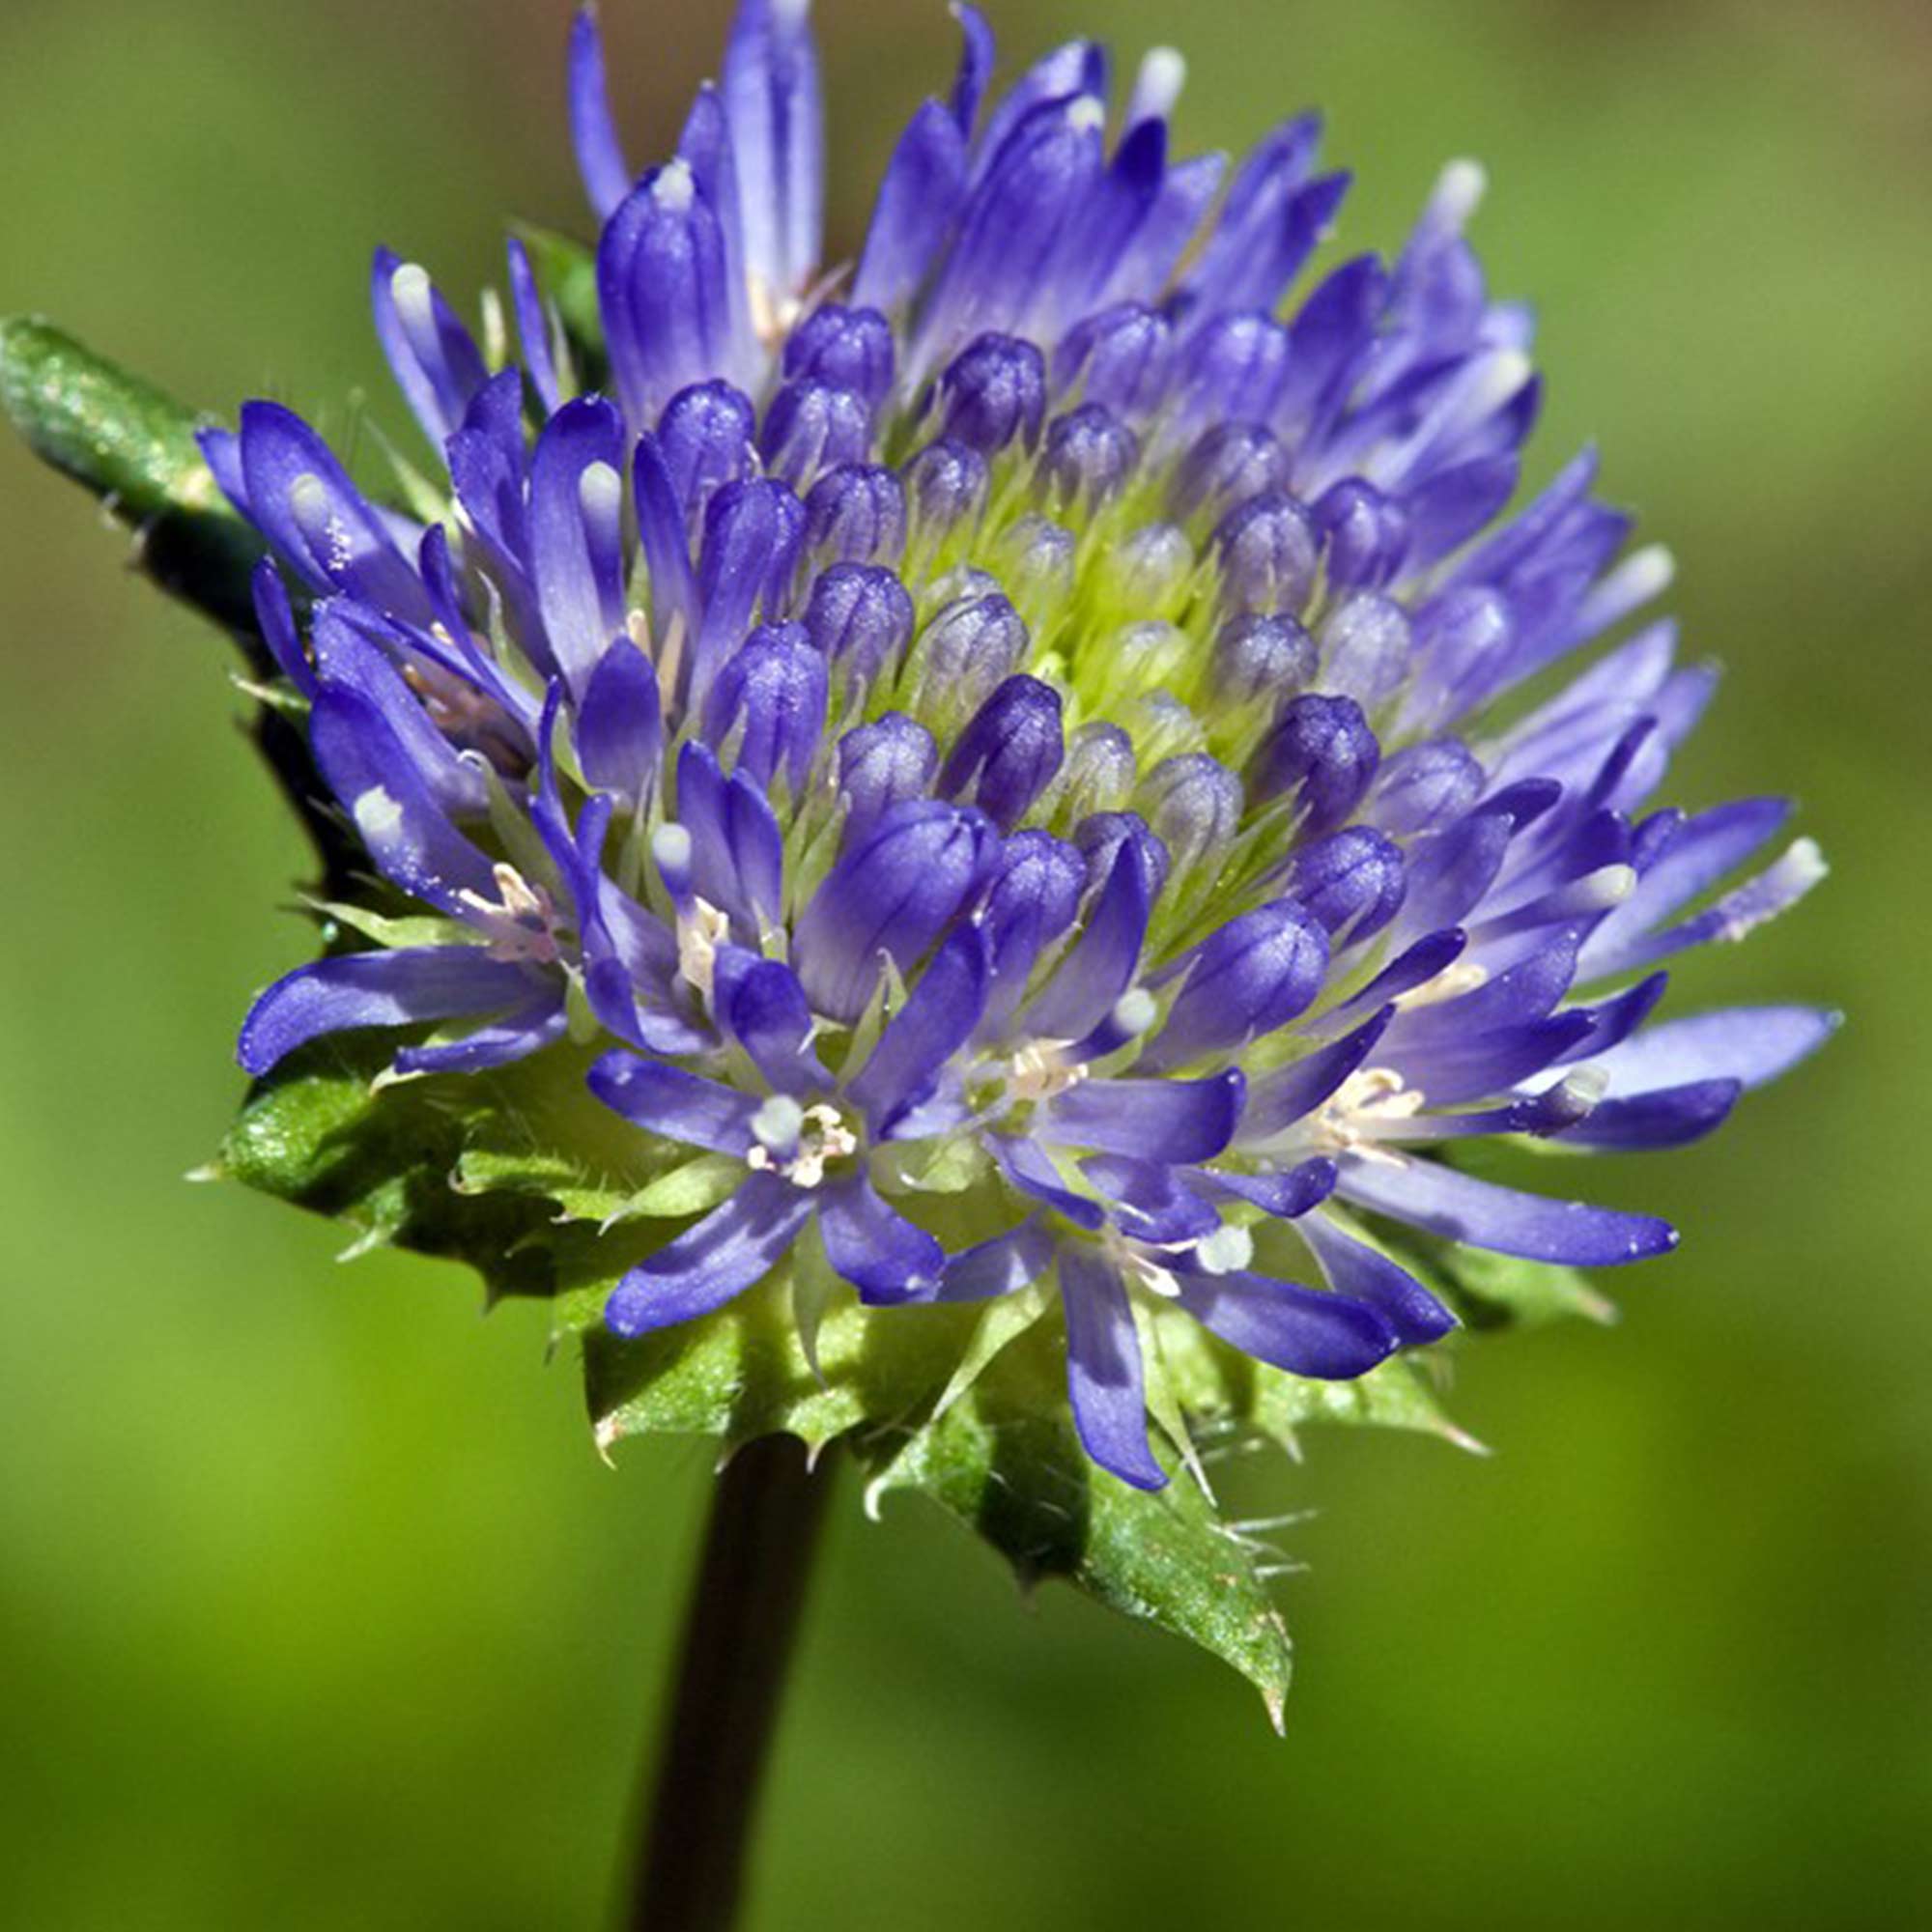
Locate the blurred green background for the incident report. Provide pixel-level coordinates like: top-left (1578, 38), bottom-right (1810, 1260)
top-left (3, 0), bottom-right (1926, 1925)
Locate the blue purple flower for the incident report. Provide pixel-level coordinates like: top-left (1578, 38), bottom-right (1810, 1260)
top-left (208, 0), bottom-right (1832, 1491)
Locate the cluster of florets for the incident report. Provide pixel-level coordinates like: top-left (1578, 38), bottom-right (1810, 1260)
top-left (207, 1), bottom-right (1829, 1489)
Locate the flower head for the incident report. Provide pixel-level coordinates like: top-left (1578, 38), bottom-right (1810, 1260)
top-left (204, 0), bottom-right (1831, 1498)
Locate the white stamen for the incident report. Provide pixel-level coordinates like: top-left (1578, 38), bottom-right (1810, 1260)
top-left (1313, 1066), bottom-right (1428, 1157)
top-left (286, 472), bottom-right (358, 577)
top-left (1066, 95), bottom-right (1108, 134)
top-left (751, 1094), bottom-right (806, 1153)
top-left (1194, 1223), bottom-right (1254, 1277)
top-left (457, 864), bottom-right (562, 964)
top-left (652, 157), bottom-right (696, 214)
top-left (748, 1101), bottom-right (855, 1190)
top-left (1571, 863), bottom-right (1638, 913)
top-left (1717, 838), bottom-right (1828, 941)
top-left (389, 261), bottom-right (436, 337)
top-left (1110, 988), bottom-right (1158, 1040)
top-left (1431, 158), bottom-right (1489, 232)
top-left (578, 460), bottom-right (623, 529)
top-left (1393, 959), bottom-right (1490, 1011)
top-left (1127, 46), bottom-right (1186, 125)
top-left (1576, 544), bottom-right (1675, 636)
top-left (1008, 1040), bottom-right (1088, 1105)
top-left (676, 897), bottom-right (731, 999)
top-left (352, 787), bottom-right (403, 843)
top-left (651, 823), bottom-right (693, 880)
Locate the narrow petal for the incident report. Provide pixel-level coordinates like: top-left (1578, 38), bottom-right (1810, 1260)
top-left (1040, 1070), bottom-right (1245, 1164)
top-left (237, 948), bottom-right (533, 1076)
top-left (1020, 835), bottom-right (1152, 1042)
top-left (605, 1177), bottom-right (814, 1335)
top-left (1059, 1248), bottom-right (1166, 1491)
top-left (1203, 1158), bottom-right (1338, 1218)
top-left (1583, 1004), bottom-right (1840, 1094)
top-left (1079, 1154), bottom-right (1222, 1244)
top-left (719, 955), bottom-right (829, 1095)
top-left (1174, 1267), bottom-right (1399, 1378)
top-left (1557, 1079), bottom-right (1742, 1151)
top-left (818, 1174), bottom-right (945, 1304)
top-left (308, 688), bottom-right (497, 912)
top-left (846, 924), bottom-right (989, 1134)
top-left (568, 5), bottom-right (634, 218)
top-left (587, 1051), bottom-right (761, 1154)
top-left (1335, 1152), bottom-right (1678, 1265)
top-left (938, 1221), bottom-right (1055, 1303)
top-left (1298, 1212), bottom-right (1457, 1344)
top-left (391, 994), bottom-right (569, 1076)
top-left (1239, 1008), bottom-right (1395, 1143)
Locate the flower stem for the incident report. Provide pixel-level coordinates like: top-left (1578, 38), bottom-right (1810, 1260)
top-left (623, 1434), bottom-right (835, 1932)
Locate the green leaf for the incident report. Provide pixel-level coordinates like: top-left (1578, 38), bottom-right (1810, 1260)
top-left (216, 1037), bottom-right (670, 1298)
top-left (213, 1031), bottom-right (1490, 1712)
top-left (0, 317), bottom-right (267, 633)
top-left (865, 1322), bottom-right (1296, 1727)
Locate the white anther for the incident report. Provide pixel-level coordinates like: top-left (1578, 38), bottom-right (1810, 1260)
top-left (1572, 863), bottom-right (1638, 913)
top-left (652, 157), bottom-right (696, 213)
top-left (752, 1094), bottom-right (806, 1153)
top-left (1393, 959), bottom-right (1490, 1011)
top-left (578, 460), bottom-right (624, 528)
top-left (286, 473), bottom-right (354, 573)
top-left (1008, 1040), bottom-right (1088, 1105)
top-left (1576, 543), bottom-right (1675, 636)
top-left (1194, 1223), bottom-right (1254, 1277)
top-left (458, 864), bottom-right (562, 964)
top-left (676, 897), bottom-right (731, 999)
top-left (389, 261), bottom-right (436, 336)
top-left (1066, 95), bottom-right (1108, 134)
top-left (1127, 46), bottom-right (1186, 125)
top-left (352, 786), bottom-right (403, 844)
top-left (652, 823), bottom-right (693, 879)
top-left (749, 1100), bottom-right (855, 1190)
top-left (1111, 988), bottom-right (1158, 1040)
top-left (1431, 158), bottom-right (1489, 231)
top-left (1314, 1065), bottom-right (1428, 1157)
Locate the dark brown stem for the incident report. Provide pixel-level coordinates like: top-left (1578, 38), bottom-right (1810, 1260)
top-left (623, 1435), bottom-right (835, 1932)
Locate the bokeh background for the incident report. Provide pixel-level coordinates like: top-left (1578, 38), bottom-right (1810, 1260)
top-left (4, 0), bottom-right (1927, 1924)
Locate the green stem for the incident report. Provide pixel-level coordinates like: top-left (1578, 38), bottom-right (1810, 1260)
top-left (623, 1435), bottom-right (835, 1932)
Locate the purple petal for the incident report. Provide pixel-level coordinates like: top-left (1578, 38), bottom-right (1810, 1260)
top-left (1059, 1248), bottom-right (1166, 1492)
top-left (846, 924), bottom-right (989, 1135)
top-left (1203, 1158), bottom-right (1338, 1218)
top-left (1335, 1152), bottom-right (1678, 1265)
top-left (527, 396), bottom-right (628, 695)
top-left (1297, 1212), bottom-right (1457, 1344)
top-left (308, 688), bottom-right (497, 913)
top-left (1082, 1155), bottom-right (1222, 1245)
top-left (1583, 1004), bottom-right (1839, 1094)
top-left (238, 948), bottom-right (534, 1076)
top-left (1174, 1267), bottom-right (1399, 1378)
top-left (818, 1174), bottom-right (945, 1305)
top-left (236, 403), bottom-right (426, 616)
top-left (391, 994), bottom-right (568, 1076)
top-left (987, 1136), bottom-right (1105, 1231)
top-left (605, 1176), bottom-right (814, 1335)
top-left (1040, 1070), bottom-right (1245, 1165)
top-left (1021, 835), bottom-right (1152, 1042)
top-left (587, 1051), bottom-right (761, 1155)
top-left (938, 1220), bottom-right (1055, 1303)
top-left (577, 638), bottom-right (665, 801)
top-left (719, 955), bottom-right (829, 1096)
top-left (1557, 1079), bottom-right (1741, 1151)
top-left (1238, 1008), bottom-right (1395, 1142)
top-left (568, 5), bottom-right (634, 218)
